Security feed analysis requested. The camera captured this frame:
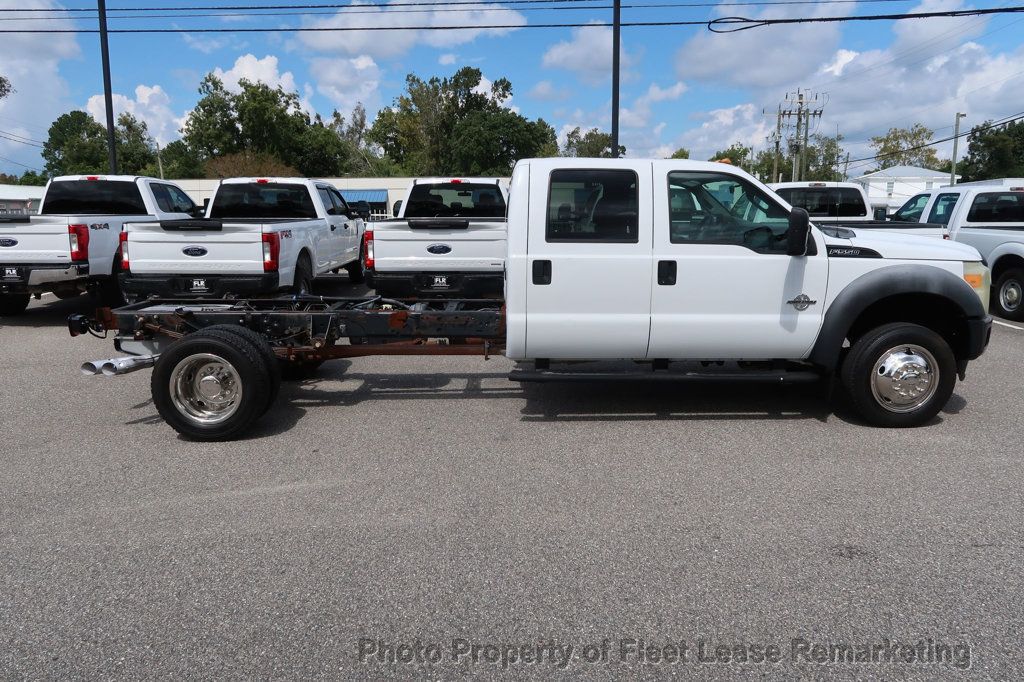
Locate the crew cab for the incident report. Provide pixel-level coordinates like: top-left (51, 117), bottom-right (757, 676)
top-left (769, 181), bottom-right (946, 238)
top-left (119, 178), bottom-right (364, 300)
top-left (0, 175), bottom-right (198, 315)
top-left (75, 159), bottom-right (992, 440)
top-left (363, 178), bottom-right (508, 298)
top-left (891, 179), bottom-right (1024, 319)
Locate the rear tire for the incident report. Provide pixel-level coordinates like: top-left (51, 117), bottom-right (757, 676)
top-left (197, 325), bottom-right (282, 415)
top-left (151, 329), bottom-right (272, 441)
top-left (291, 254), bottom-right (314, 296)
top-left (345, 248), bottom-right (365, 284)
top-left (840, 322), bottom-right (956, 427)
top-left (0, 293), bottom-right (31, 316)
top-left (993, 267), bottom-right (1024, 321)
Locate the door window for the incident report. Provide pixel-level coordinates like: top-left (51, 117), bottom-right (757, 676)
top-left (966, 192), bottom-right (1024, 222)
top-left (667, 171), bottom-right (790, 254)
top-left (330, 189), bottom-right (352, 215)
top-left (317, 187), bottom-right (338, 215)
top-left (546, 169), bottom-right (639, 243)
top-left (152, 183), bottom-right (196, 214)
top-left (893, 193), bottom-right (929, 222)
top-left (926, 193), bottom-right (961, 225)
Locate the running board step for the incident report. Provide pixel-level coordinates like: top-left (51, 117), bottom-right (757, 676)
top-left (508, 369), bottom-right (821, 384)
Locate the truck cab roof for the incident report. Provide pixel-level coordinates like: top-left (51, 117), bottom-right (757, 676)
top-left (51, 174), bottom-right (154, 183)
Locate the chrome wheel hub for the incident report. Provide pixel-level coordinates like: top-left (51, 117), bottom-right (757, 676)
top-left (1000, 279), bottom-right (1021, 311)
top-left (870, 344), bottom-right (939, 413)
top-left (169, 353), bottom-right (243, 425)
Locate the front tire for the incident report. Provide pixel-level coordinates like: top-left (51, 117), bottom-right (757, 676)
top-left (840, 322), bottom-right (956, 427)
top-left (993, 268), bottom-right (1024, 321)
top-left (0, 293), bottom-right (31, 316)
top-left (151, 329), bottom-right (273, 441)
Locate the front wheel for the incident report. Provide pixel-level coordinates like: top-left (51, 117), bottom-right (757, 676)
top-left (345, 245), bottom-right (365, 284)
top-left (993, 268), bottom-right (1024, 321)
top-left (840, 322), bottom-right (957, 427)
top-left (0, 293), bottom-right (31, 316)
top-left (151, 330), bottom-right (273, 441)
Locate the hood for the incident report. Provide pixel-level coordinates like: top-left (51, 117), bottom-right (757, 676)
top-left (820, 226), bottom-right (981, 262)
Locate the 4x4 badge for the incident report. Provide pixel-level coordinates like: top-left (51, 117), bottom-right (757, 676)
top-left (787, 294), bottom-right (817, 311)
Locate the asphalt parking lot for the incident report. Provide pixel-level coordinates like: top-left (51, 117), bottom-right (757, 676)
top-left (2, 279), bottom-right (1023, 678)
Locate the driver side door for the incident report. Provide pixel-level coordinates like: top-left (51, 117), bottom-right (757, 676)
top-left (647, 163), bottom-right (829, 360)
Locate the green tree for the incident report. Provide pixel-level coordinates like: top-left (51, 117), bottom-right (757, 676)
top-left (869, 124), bottom-right (941, 169)
top-left (115, 113), bottom-right (157, 175)
top-left (669, 147), bottom-right (690, 159)
top-left (41, 111), bottom-right (108, 176)
top-left (957, 120), bottom-right (1024, 182)
top-left (181, 75), bottom-right (239, 160)
top-left (153, 140), bottom-right (203, 179)
top-left (0, 75), bottom-right (11, 100)
top-left (17, 170), bottom-right (47, 185)
top-left (450, 109), bottom-right (557, 175)
top-left (204, 151), bottom-right (299, 179)
top-left (561, 127), bottom-right (624, 158)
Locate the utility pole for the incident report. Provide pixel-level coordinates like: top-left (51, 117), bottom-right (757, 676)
top-left (771, 105), bottom-right (782, 183)
top-left (792, 92), bottom-right (804, 182)
top-left (950, 112), bottom-right (966, 186)
top-left (97, 0), bottom-right (117, 174)
top-left (843, 151), bottom-right (850, 179)
top-left (776, 89), bottom-right (825, 182)
top-left (610, 0), bottom-right (621, 158)
top-left (156, 145), bottom-right (165, 179)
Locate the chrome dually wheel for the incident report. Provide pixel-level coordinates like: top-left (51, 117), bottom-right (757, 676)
top-left (169, 353), bottom-right (243, 425)
top-left (869, 344), bottom-right (939, 414)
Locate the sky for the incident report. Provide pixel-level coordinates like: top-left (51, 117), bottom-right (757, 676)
top-left (2, 0), bottom-right (1024, 180)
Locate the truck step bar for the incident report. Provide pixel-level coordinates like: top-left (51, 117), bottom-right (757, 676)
top-left (509, 368), bottom-right (821, 384)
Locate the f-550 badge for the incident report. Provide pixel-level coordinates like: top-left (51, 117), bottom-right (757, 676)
top-left (787, 294), bottom-right (817, 311)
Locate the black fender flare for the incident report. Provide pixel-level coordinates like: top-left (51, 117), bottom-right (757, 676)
top-left (809, 264), bottom-right (985, 370)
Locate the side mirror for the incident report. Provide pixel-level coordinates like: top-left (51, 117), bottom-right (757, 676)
top-left (786, 207), bottom-right (811, 256)
top-left (188, 204), bottom-right (206, 218)
top-left (392, 200), bottom-right (403, 217)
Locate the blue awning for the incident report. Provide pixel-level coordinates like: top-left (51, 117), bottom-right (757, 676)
top-left (339, 189), bottom-right (389, 203)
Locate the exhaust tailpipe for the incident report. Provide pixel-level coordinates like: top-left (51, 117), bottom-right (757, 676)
top-left (80, 360), bottom-right (106, 376)
top-left (100, 355), bottom-right (157, 376)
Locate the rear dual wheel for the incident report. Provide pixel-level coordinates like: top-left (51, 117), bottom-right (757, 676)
top-left (0, 293), bottom-right (31, 316)
top-left (151, 325), bottom-right (281, 441)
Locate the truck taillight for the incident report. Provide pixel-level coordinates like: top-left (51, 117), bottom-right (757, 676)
top-left (69, 224), bottom-right (89, 262)
top-left (363, 229), bottom-right (374, 270)
top-left (119, 231), bottom-right (130, 271)
top-left (262, 232), bottom-right (280, 272)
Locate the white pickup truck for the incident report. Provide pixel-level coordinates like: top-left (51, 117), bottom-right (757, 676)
top-left (364, 178), bottom-right (508, 299)
top-left (890, 180), bottom-right (1024, 319)
top-left (120, 178), bottom-right (364, 300)
top-left (769, 181), bottom-right (946, 238)
top-left (0, 175), bottom-right (199, 315)
top-left (76, 159), bottom-right (992, 440)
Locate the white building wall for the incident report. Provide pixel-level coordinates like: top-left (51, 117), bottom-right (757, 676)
top-left (855, 176), bottom-right (950, 212)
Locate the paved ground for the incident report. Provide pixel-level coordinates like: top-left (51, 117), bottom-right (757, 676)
top-left (1, 280), bottom-right (1022, 678)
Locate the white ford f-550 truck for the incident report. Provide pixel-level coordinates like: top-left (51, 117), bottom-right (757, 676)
top-left (364, 177), bottom-right (508, 298)
top-left (73, 159), bottom-right (992, 441)
top-left (119, 177), bottom-right (364, 299)
top-left (0, 175), bottom-right (199, 315)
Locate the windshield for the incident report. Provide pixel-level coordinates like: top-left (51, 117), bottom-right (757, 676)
top-left (774, 187), bottom-right (867, 218)
top-left (404, 183), bottom-right (506, 218)
top-left (893, 193), bottom-right (929, 222)
top-left (41, 180), bottom-right (148, 215)
top-left (209, 183), bottom-right (317, 219)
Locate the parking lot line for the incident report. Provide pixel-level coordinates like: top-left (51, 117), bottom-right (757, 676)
top-left (993, 319), bottom-right (1024, 331)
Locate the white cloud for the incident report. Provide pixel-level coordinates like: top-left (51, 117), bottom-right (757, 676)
top-left (821, 49), bottom-right (858, 77)
top-left (0, 0), bottom-right (80, 173)
top-left (310, 55), bottom-right (383, 114)
top-left (212, 54), bottom-right (299, 94)
top-left (298, 3), bottom-right (525, 60)
top-left (542, 24), bottom-right (636, 86)
top-left (439, 53), bottom-right (457, 65)
top-left (527, 80), bottom-right (570, 101)
top-left (86, 85), bottom-right (184, 146)
top-left (621, 81), bottom-right (687, 129)
top-left (672, 103), bottom-right (771, 162)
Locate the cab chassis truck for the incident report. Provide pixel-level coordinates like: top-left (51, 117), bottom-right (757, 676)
top-left (69, 159), bottom-right (993, 441)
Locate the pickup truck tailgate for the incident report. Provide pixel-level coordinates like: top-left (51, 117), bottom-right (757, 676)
top-left (373, 219), bottom-right (507, 272)
top-left (0, 217), bottom-right (72, 262)
top-left (126, 220), bottom-right (265, 274)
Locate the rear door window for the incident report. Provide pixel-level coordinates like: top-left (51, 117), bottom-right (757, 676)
top-left (966, 192), bottom-right (1024, 222)
top-left (151, 183), bottom-right (196, 214)
top-left (41, 180), bottom-right (148, 215)
top-left (546, 169), bottom-right (639, 243)
top-left (316, 187), bottom-right (337, 215)
top-left (926, 193), bottom-right (961, 225)
top-left (209, 183), bottom-right (318, 219)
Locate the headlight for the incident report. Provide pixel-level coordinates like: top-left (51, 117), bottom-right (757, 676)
top-left (963, 261), bottom-right (991, 312)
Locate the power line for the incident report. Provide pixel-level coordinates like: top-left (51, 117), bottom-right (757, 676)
top-left (0, 130), bottom-right (45, 147)
top-left (0, 0), bottom-right (915, 10)
top-left (2, 5), bottom-right (1023, 33)
top-left (0, 154), bottom-right (43, 172)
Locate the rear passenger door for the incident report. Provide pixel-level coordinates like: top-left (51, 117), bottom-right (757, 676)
top-left (647, 164), bottom-right (829, 360)
top-left (525, 163), bottom-right (653, 359)
top-left (330, 189), bottom-right (361, 262)
top-left (316, 185), bottom-right (346, 269)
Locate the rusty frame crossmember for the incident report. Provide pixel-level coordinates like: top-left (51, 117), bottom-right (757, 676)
top-left (95, 295), bottom-right (508, 361)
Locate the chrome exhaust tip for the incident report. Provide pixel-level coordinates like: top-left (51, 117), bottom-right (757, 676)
top-left (99, 355), bottom-right (157, 377)
top-left (80, 360), bottom-right (105, 376)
